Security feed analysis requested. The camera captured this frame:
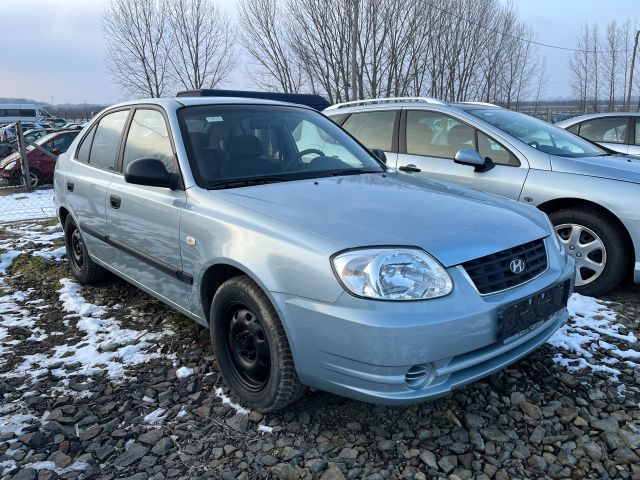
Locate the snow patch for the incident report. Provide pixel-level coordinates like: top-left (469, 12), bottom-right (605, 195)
top-left (176, 366), bottom-right (194, 378)
top-left (144, 408), bottom-right (166, 424)
top-left (214, 387), bottom-right (249, 415)
top-left (258, 424), bottom-right (273, 433)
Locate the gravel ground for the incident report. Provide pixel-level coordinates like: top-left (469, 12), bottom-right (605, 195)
top-left (0, 219), bottom-right (639, 480)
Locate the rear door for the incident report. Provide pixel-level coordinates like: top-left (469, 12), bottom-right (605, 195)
top-left (396, 109), bottom-right (528, 200)
top-left (105, 107), bottom-right (190, 310)
top-left (66, 109), bottom-right (129, 263)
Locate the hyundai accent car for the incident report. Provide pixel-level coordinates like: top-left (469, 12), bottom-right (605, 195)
top-left (54, 93), bottom-right (574, 411)
top-left (325, 98), bottom-right (640, 296)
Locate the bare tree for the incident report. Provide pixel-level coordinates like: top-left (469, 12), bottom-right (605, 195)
top-left (103, 0), bottom-right (169, 98)
top-left (237, 0), bottom-right (302, 92)
top-left (165, 0), bottom-right (235, 91)
top-left (569, 25), bottom-right (592, 111)
top-left (533, 57), bottom-right (549, 111)
top-left (602, 21), bottom-right (620, 111)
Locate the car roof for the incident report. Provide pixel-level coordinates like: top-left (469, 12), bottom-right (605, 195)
top-left (322, 98), bottom-right (502, 115)
top-left (107, 97), bottom-right (317, 112)
top-left (555, 111), bottom-right (640, 127)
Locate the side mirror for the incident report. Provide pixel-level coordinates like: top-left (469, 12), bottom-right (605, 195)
top-left (125, 158), bottom-right (179, 189)
top-left (371, 148), bottom-right (387, 164)
top-left (454, 149), bottom-right (494, 173)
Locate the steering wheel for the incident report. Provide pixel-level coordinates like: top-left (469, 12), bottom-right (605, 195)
top-left (296, 148), bottom-right (325, 159)
top-left (285, 148), bottom-right (326, 172)
top-left (528, 140), bottom-right (540, 149)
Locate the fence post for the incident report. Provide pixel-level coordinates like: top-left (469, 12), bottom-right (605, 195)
top-left (15, 121), bottom-right (32, 193)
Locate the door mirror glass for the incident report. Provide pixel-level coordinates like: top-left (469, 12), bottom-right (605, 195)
top-left (454, 148), bottom-right (494, 172)
top-left (371, 148), bottom-right (387, 164)
top-left (125, 158), bottom-right (178, 189)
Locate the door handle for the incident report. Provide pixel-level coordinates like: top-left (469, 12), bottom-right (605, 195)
top-left (398, 164), bottom-right (421, 173)
top-left (109, 195), bottom-right (121, 209)
top-left (66, 181), bottom-right (74, 192)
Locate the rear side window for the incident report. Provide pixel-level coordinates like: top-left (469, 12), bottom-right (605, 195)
top-left (123, 109), bottom-right (174, 173)
top-left (76, 126), bottom-right (97, 163)
top-left (89, 110), bottom-right (129, 170)
top-left (342, 111), bottom-right (396, 151)
top-left (566, 123), bottom-right (580, 135)
top-left (579, 117), bottom-right (627, 144)
top-left (52, 133), bottom-right (78, 153)
top-left (635, 119), bottom-right (640, 145)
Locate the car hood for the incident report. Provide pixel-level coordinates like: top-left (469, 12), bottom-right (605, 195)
top-left (215, 172), bottom-right (548, 267)
top-left (551, 154), bottom-right (640, 184)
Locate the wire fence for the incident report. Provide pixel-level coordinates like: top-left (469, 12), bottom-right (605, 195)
top-left (0, 121), bottom-right (57, 224)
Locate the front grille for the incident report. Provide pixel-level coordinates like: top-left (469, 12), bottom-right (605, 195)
top-left (462, 238), bottom-right (547, 294)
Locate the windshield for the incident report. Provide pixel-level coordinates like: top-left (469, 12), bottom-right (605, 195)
top-left (178, 104), bottom-right (385, 188)
top-left (468, 109), bottom-right (606, 157)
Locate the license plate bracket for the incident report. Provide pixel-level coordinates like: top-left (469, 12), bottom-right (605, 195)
top-left (498, 280), bottom-right (570, 342)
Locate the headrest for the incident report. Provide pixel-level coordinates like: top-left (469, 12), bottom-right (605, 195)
top-left (229, 135), bottom-right (262, 158)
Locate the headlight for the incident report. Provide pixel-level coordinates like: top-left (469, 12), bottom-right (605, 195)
top-left (332, 248), bottom-right (453, 300)
top-left (3, 161), bottom-right (16, 171)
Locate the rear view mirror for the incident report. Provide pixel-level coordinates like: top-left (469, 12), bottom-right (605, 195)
top-left (454, 149), bottom-right (494, 173)
top-left (125, 158), bottom-right (179, 189)
top-left (371, 148), bottom-right (387, 164)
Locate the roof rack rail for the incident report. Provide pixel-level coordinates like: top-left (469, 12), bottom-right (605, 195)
top-left (176, 89), bottom-right (330, 111)
top-left (325, 97), bottom-right (447, 110)
top-left (457, 101), bottom-right (501, 108)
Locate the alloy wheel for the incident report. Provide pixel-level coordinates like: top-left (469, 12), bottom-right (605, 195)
top-left (70, 227), bottom-right (84, 269)
top-left (555, 223), bottom-right (606, 287)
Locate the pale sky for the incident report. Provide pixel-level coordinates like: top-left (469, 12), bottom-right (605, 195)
top-left (1, 0), bottom-right (638, 105)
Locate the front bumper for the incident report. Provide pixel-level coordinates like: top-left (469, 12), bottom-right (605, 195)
top-left (272, 242), bottom-right (575, 405)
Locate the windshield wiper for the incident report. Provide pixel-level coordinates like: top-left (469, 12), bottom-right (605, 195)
top-left (323, 168), bottom-right (382, 177)
top-left (206, 176), bottom-right (287, 190)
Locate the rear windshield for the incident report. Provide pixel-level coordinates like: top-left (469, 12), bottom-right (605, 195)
top-left (178, 104), bottom-right (384, 188)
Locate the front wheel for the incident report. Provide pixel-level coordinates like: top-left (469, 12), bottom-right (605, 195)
top-left (549, 208), bottom-right (628, 296)
top-left (210, 275), bottom-right (306, 412)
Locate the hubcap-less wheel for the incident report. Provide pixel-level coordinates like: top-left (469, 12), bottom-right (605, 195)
top-left (555, 223), bottom-right (606, 287)
top-left (70, 227), bottom-right (84, 269)
top-left (224, 306), bottom-right (270, 391)
top-left (20, 172), bottom-right (39, 188)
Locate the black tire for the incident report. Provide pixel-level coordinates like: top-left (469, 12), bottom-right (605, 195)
top-left (210, 275), bottom-right (306, 412)
top-left (549, 208), bottom-right (628, 296)
top-left (64, 215), bottom-right (107, 284)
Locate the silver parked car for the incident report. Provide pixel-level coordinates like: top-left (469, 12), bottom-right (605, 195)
top-left (325, 98), bottom-right (640, 296)
top-left (54, 94), bottom-right (574, 411)
top-left (556, 112), bottom-right (640, 156)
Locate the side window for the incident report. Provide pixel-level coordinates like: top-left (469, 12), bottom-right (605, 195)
top-left (566, 123), bottom-right (580, 135)
top-left (579, 117), bottom-right (627, 144)
top-left (89, 110), bottom-right (129, 170)
top-left (477, 131), bottom-right (520, 167)
top-left (55, 133), bottom-right (78, 153)
top-left (635, 119), bottom-right (640, 145)
top-left (406, 110), bottom-right (475, 159)
top-left (123, 109), bottom-right (174, 173)
top-left (341, 111), bottom-right (396, 151)
top-left (76, 126), bottom-right (97, 163)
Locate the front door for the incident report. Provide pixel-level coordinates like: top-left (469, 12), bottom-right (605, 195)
top-left (105, 107), bottom-right (190, 310)
top-left (397, 109), bottom-right (529, 200)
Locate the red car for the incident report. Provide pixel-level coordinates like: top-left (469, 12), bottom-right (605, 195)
top-left (0, 130), bottom-right (78, 187)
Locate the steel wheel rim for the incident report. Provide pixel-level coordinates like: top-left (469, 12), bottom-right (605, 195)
top-left (223, 305), bottom-right (270, 391)
top-left (555, 223), bottom-right (607, 286)
top-left (70, 227), bottom-right (84, 268)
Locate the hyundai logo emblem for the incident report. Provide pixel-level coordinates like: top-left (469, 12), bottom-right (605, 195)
top-left (509, 258), bottom-right (526, 274)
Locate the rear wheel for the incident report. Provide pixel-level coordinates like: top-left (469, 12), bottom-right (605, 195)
top-left (210, 275), bottom-right (306, 412)
top-left (64, 215), bottom-right (107, 284)
top-left (549, 208), bottom-right (627, 296)
top-left (20, 170), bottom-right (41, 189)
